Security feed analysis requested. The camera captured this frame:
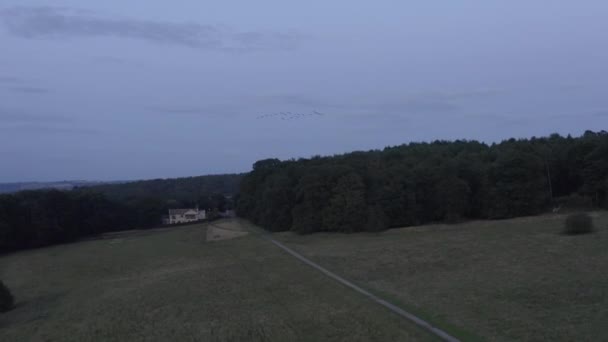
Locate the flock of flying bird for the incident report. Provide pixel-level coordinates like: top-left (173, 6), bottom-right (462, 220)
top-left (256, 110), bottom-right (326, 120)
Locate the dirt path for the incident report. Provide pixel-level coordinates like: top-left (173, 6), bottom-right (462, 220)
top-left (206, 221), bottom-right (249, 242)
top-left (245, 223), bottom-right (460, 342)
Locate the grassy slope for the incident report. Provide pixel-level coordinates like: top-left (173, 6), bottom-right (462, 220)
top-left (0, 220), bottom-right (432, 342)
top-left (276, 212), bottom-right (608, 341)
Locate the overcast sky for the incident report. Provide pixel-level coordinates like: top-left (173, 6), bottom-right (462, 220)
top-left (1, 1), bottom-right (607, 182)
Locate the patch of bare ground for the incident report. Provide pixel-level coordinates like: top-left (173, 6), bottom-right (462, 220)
top-left (206, 220), bottom-right (249, 242)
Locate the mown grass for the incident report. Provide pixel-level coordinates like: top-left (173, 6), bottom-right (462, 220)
top-left (0, 220), bottom-right (434, 342)
top-left (276, 212), bottom-right (608, 341)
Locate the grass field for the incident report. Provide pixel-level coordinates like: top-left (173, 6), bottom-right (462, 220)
top-left (0, 220), bottom-right (433, 342)
top-left (3, 214), bottom-right (606, 341)
top-left (276, 212), bottom-right (608, 341)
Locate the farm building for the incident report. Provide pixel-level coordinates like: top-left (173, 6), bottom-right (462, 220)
top-left (162, 208), bottom-right (206, 225)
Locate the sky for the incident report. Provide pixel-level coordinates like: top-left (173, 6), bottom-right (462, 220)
top-left (1, 1), bottom-right (607, 182)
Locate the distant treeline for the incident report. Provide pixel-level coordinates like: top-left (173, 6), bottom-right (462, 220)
top-left (0, 181), bottom-right (111, 194)
top-left (237, 131), bottom-right (608, 233)
top-left (88, 174), bottom-right (243, 204)
top-left (0, 174), bottom-right (242, 253)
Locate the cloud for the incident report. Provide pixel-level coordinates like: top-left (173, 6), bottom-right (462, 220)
top-left (371, 96), bottom-right (459, 114)
top-left (0, 76), bottom-right (20, 83)
top-left (0, 107), bottom-right (72, 124)
top-left (265, 92), bottom-right (461, 116)
top-left (0, 6), bottom-right (304, 52)
top-left (593, 110), bottom-right (608, 117)
top-left (262, 94), bottom-right (338, 108)
top-left (254, 89), bottom-right (508, 122)
top-left (0, 123), bottom-right (99, 135)
top-left (0, 107), bottom-right (98, 135)
top-left (158, 108), bottom-right (210, 115)
top-left (90, 56), bottom-right (132, 65)
top-left (462, 113), bottom-right (533, 127)
top-left (6, 86), bottom-right (49, 94)
top-left (555, 84), bottom-right (586, 92)
top-left (440, 89), bottom-right (505, 100)
top-left (149, 105), bottom-right (241, 117)
top-left (541, 111), bottom-right (608, 119)
top-left (0, 75), bottom-right (50, 94)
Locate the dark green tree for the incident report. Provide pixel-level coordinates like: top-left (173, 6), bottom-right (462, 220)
top-left (322, 173), bottom-right (367, 232)
top-left (237, 132), bottom-right (608, 234)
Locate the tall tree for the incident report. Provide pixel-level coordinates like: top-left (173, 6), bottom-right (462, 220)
top-left (322, 173), bottom-right (368, 232)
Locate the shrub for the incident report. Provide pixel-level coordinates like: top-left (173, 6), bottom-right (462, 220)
top-left (0, 280), bottom-right (15, 312)
top-left (563, 213), bottom-right (594, 235)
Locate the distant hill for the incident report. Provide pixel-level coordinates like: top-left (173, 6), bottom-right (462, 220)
top-left (0, 180), bottom-right (127, 194)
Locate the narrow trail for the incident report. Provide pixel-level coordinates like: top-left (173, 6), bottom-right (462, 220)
top-left (245, 222), bottom-right (461, 342)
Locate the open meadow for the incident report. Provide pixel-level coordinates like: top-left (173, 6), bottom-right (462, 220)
top-left (0, 220), bottom-right (432, 342)
top-left (277, 212), bottom-right (608, 341)
top-left (3, 213), bottom-right (607, 341)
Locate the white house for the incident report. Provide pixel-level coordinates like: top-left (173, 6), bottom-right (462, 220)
top-left (163, 208), bottom-right (206, 225)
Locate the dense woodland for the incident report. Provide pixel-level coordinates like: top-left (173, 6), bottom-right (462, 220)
top-left (89, 174), bottom-right (242, 204)
top-left (2, 132), bottom-right (607, 253)
top-left (0, 174), bottom-right (241, 253)
top-left (237, 131), bottom-right (608, 233)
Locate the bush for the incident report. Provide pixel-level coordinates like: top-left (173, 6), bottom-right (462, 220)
top-left (0, 280), bottom-right (15, 312)
top-left (563, 213), bottom-right (594, 235)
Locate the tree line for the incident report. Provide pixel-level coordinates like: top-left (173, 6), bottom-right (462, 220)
top-left (2, 132), bottom-right (606, 252)
top-left (88, 174), bottom-right (242, 204)
top-left (237, 131), bottom-right (608, 233)
top-left (0, 174), bottom-right (241, 253)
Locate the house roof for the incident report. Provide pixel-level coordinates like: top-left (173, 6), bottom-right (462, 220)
top-left (168, 208), bottom-right (197, 215)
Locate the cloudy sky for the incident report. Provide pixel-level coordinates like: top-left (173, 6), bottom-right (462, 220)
top-left (1, 1), bottom-right (607, 181)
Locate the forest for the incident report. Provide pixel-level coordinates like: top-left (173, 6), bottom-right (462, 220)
top-left (2, 132), bottom-right (607, 253)
top-left (0, 174), bottom-right (241, 253)
top-left (237, 131), bottom-right (608, 233)
top-left (89, 174), bottom-right (242, 204)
